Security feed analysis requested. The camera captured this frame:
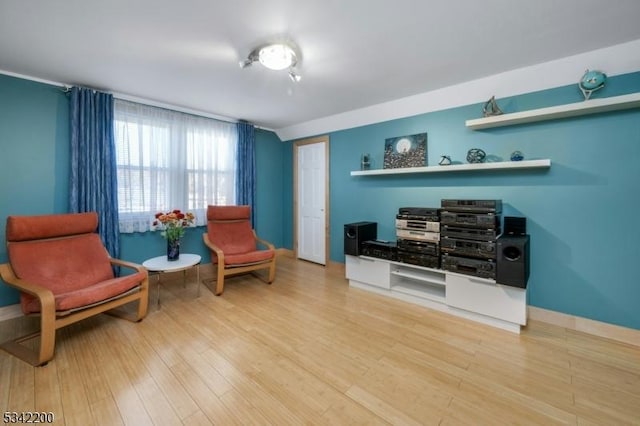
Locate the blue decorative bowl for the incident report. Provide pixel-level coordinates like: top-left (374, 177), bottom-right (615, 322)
top-left (510, 151), bottom-right (524, 161)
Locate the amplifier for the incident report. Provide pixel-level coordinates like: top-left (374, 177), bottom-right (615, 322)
top-left (397, 239), bottom-right (439, 256)
top-left (396, 228), bottom-right (440, 243)
top-left (397, 251), bottom-right (440, 269)
top-left (440, 211), bottom-right (499, 229)
top-left (441, 199), bottom-right (502, 213)
top-left (442, 254), bottom-right (496, 279)
top-left (361, 240), bottom-right (397, 261)
top-left (398, 207), bottom-right (440, 219)
top-left (441, 225), bottom-right (501, 241)
top-left (440, 237), bottom-right (496, 259)
top-left (395, 218), bottom-right (440, 232)
top-left (396, 214), bottom-right (439, 222)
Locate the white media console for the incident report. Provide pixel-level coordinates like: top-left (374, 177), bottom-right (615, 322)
top-left (345, 254), bottom-right (527, 333)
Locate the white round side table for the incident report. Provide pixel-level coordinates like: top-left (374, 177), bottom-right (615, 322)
top-left (142, 253), bottom-right (201, 308)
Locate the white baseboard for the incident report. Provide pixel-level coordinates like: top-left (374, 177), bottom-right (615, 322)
top-left (528, 306), bottom-right (639, 347)
top-left (0, 304), bottom-right (22, 321)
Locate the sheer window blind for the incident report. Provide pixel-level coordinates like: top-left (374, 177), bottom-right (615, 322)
top-left (114, 100), bottom-right (237, 232)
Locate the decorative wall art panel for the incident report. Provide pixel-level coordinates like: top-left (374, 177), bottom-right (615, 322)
top-left (383, 133), bottom-right (427, 169)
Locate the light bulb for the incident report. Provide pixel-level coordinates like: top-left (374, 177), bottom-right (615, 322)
top-left (258, 44), bottom-right (295, 70)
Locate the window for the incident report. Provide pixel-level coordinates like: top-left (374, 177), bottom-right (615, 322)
top-left (114, 100), bottom-right (238, 232)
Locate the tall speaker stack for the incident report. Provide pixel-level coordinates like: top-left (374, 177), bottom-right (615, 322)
top-left (395, 207), bottom-right (441, 268)
top-left (440, 199), bottom-right (502, 279)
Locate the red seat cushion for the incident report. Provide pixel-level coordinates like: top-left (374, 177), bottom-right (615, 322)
top-left (8, 232), bottom-right (131, 314)
top-left (224, 250), bottom-right (274, 266)
top-left (22, 271), bottom-right (145, 314)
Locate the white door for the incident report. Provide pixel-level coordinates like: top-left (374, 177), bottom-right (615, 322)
top-left (296, 139), bottom-right (327, 265)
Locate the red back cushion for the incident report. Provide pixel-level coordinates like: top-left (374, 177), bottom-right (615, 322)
top-left (207, 221), bottom-right (257, 255)
top-left (6, 212), bottom-right (99, 242)
top-left (206, 206), bottom-right (257, 259)
top-left (206, 205), bottom-right (251, 221)
top-left (6, 212), bottom-right (114, 296)
top-left (8, 234), bottom-right (115, 295)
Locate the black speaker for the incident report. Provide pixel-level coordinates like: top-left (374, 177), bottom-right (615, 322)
top-left (496, 235), bottom-right (530, 288)
top-left (344, 222), bottom-right (377, 256)
top-left (504, 216), bottom-right (526, 236)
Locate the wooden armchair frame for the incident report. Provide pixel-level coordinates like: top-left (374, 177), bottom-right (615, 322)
top-left (0, 259), bottom-right (148, 367)
top-left (202, 206), bottom-right (276, 296)
top-left (202, 230), bottom-right (276, 295)
top-left (0, 259), bottom-right (148, 366)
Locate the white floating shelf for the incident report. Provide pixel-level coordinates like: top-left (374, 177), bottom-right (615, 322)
top-left (350, 159), bottom-right (551, 176)
top-left (466, 92), bottom-right (640, 130)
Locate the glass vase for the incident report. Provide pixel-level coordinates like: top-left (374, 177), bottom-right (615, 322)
top-left (167, 239), bottom-right (180, 261)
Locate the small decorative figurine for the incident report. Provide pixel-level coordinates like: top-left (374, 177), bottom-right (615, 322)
top-left (361, 153), bottom-right (371, 170)
top-left (482, 96), bottom-right (503, 117)
top-left (439, 155), bottom-right (452, 166)
top-left (579, 69), bottom-right (607, 100)
top-left (466, 148), bottom-right (486, 164)
top-left (510, 150), bottom-right (524, 161)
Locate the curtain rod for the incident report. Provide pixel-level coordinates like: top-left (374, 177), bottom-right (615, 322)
top-left (113, 94), bottom-right (273, 132)
top-left (1, 69), bottom-right (273, 131)
top-left (113, 92), bottom-right (239, 125)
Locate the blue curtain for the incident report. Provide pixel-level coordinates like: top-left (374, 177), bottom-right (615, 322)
top-left (69, 87), bottom-right (120, 259)
top-left (236, 121), bottom-right (257, 228)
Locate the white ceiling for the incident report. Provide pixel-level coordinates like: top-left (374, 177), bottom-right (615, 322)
top-left (1, 0), bottom-right (640, 138)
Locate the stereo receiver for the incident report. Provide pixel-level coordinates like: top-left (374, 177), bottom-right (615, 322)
top-left (440, 211), bottom-right (499, 228)
top-left (440, 237), bottom-right (496, 259)
top-left (441, 199), bottom-right (502, 213)
top-left (397, 229), bottom-right (440, 243)
top-left (442, 254), bottom-right (496, 279)
top-left (441, 225), bottom-right (501, 241)
top-left (395, 218), bottom-right (440, 232)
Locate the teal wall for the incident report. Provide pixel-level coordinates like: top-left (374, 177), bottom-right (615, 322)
top-left (0, 74), bottom-right (285, 304)
top-left (284, 72), bottom-right (640, 330)
top-left (255, 129), bottom-right (286, 248)
top-left (0, 74), bottom-right (70, 305)
top-left (2, 69), bottom-right (640, 331)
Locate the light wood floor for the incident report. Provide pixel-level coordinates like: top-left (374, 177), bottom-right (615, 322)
top-left (1, 256), bottom-right (639, 425)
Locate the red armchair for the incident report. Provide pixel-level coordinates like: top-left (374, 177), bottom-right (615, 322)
top-left (0, 212), bottom-right (149, 366)
top-left (202, 205), bottom-right (276, 295)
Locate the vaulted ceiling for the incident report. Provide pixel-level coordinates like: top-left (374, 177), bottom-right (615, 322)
top-left (2, 0), bottom-right (640, 137)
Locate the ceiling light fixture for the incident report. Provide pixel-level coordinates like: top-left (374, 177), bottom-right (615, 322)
top-left (258, 44), bottom-right (294, 70)
top-left (240, 42), bottom-right (302, 82)
top-left (288, 70), bottom-right (301, 82)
